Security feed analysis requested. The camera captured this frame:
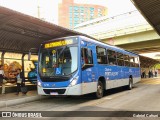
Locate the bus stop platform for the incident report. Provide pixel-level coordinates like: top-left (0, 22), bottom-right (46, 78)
top-left (0, 82), bottom-right (36, 93)
top-left (0, 82), bottom-right (50, 108)
top-left (0, 90), bottom-right (49, 108)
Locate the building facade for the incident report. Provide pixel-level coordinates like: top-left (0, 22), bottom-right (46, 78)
top-left (58, 0), bottom-right (107, 29)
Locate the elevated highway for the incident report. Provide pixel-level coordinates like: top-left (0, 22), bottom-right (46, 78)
top-left (104, 30), bottom-right (160, 54)
top-left (74, 11), bottom-right (160, 54)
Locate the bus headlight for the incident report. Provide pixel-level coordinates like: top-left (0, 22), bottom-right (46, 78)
top-left (69, 76), bottom-right (79, 86)
top-left (37, 81), bottom-right (42, 87)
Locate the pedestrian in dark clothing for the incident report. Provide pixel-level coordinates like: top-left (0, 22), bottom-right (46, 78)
top-left (155, 71), bottom-right (158, 77)
top-left (151, 70), bottom-right (153, 78)
top-left (148, 71), bottom-right (151, 78)
top-left (15, 69), bottom-right (25, 95)
top-left (142, 71), bottom-right (146, 78)
top-left (0, 65), bottom-right (4, 86)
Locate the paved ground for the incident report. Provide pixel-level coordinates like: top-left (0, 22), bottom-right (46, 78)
top-left (0, 77), bottom-right (160, 120)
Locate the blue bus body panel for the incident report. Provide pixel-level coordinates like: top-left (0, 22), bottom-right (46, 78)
top-left (37, 70), bottom-right (81, 88)
top-left (79, 36), bottom-right (140, 83)
top-left (37, 36), bottom-right (141, 95)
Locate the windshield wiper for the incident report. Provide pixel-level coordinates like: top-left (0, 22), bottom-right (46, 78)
top-left (57, 46), bottom-right (67, 60)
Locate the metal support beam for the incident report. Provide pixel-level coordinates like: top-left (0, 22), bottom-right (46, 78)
top-left (21, 53), bottom-right (25, 82)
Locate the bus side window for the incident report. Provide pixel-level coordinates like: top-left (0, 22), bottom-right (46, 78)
top-left (107, 50), bottom-right (117, 65)
top-left (81, 48), bottom-right (93, 65)
top-left (96, 46), bottom-right (108, 64)
top-left (134, 57), bottom-right (139, 67)
top-left (129, 57), bottom-right (135, 67)
top-left (124, 55), bottom-right (130, 67)
top-left (117, 52), bottom-right (124, 66)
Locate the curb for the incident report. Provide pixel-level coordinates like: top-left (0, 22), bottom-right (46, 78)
top-left (0, 95), bottom-right (50, 108)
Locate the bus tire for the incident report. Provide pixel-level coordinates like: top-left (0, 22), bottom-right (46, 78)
top-left (127, 78), bottom-right (133, 90)
top-left (95, 81), bottom-right (104, 99)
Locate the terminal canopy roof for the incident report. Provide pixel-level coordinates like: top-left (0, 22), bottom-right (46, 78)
top-left (0, 6), bottom-right (86, 54)
top-left (139, 55), bottom-right (159, 68)
top-left (131, 0), bottom-right (160, 36)
top-left (131, 0), bottom-right (160, 66)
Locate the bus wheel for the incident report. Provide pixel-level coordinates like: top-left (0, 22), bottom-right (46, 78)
top-left (95, 81), bottom-right (104, 99)
top-left (128, 78), bottom-right (133, 90)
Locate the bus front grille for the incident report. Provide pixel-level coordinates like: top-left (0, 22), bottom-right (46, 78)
top-left (43, 89), bottom-right (66, 94)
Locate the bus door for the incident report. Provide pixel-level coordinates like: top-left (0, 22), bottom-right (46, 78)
top-left (81, 47), bottom-right (96, 94)
top-left (129, 56), bottom-right (136, 78)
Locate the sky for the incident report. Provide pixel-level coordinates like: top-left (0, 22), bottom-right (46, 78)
top-left (0, 0), bottom-right (58, 23)
top-left (107, 0), bottom-right (136, 16)
top-left (0, 0), bottom-right (137, 24)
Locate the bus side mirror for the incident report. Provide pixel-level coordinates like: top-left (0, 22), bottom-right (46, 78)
top-left (81, 59), bottom-right (85, 67)
top-left (28, 48), bottom-right (38, 60)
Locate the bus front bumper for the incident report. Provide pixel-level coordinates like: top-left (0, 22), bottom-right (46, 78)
top-left (37, 84), bottom-right (82, 96)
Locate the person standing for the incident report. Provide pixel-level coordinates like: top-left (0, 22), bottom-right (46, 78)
top-left (0, 65), bottom-right (6, 94)
top-left (148, 71), bottom-right (151, 78)
top-left (15, 69), bottom-right (22, 95)
top-left (155, 71), bottom-right (158, 77)
top-left (16, 68), bottom-right (26, 95)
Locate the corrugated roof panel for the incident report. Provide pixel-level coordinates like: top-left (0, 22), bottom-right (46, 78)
top-left (0, 30), bottom-right (43, 52)
top-left (0, 6), bottom-right (88, 53)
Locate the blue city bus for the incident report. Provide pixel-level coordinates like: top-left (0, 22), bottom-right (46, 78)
top-left (36, 35), bottom-right (140, 98)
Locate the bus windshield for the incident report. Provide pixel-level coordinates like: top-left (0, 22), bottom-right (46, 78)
top-left (39, 40), bottom-right (78, 77)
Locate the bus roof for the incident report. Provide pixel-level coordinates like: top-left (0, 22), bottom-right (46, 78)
top-left (42, 35), bottom-right (138, 57)
top-left (79, 36), bottom-right (138, 57)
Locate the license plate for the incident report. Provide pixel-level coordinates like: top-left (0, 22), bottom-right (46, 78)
top-left (50, 92), bottom-right (58, 95)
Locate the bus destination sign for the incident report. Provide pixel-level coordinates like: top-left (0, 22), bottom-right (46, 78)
top-left (44, 39), bottom-right (74, 48)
